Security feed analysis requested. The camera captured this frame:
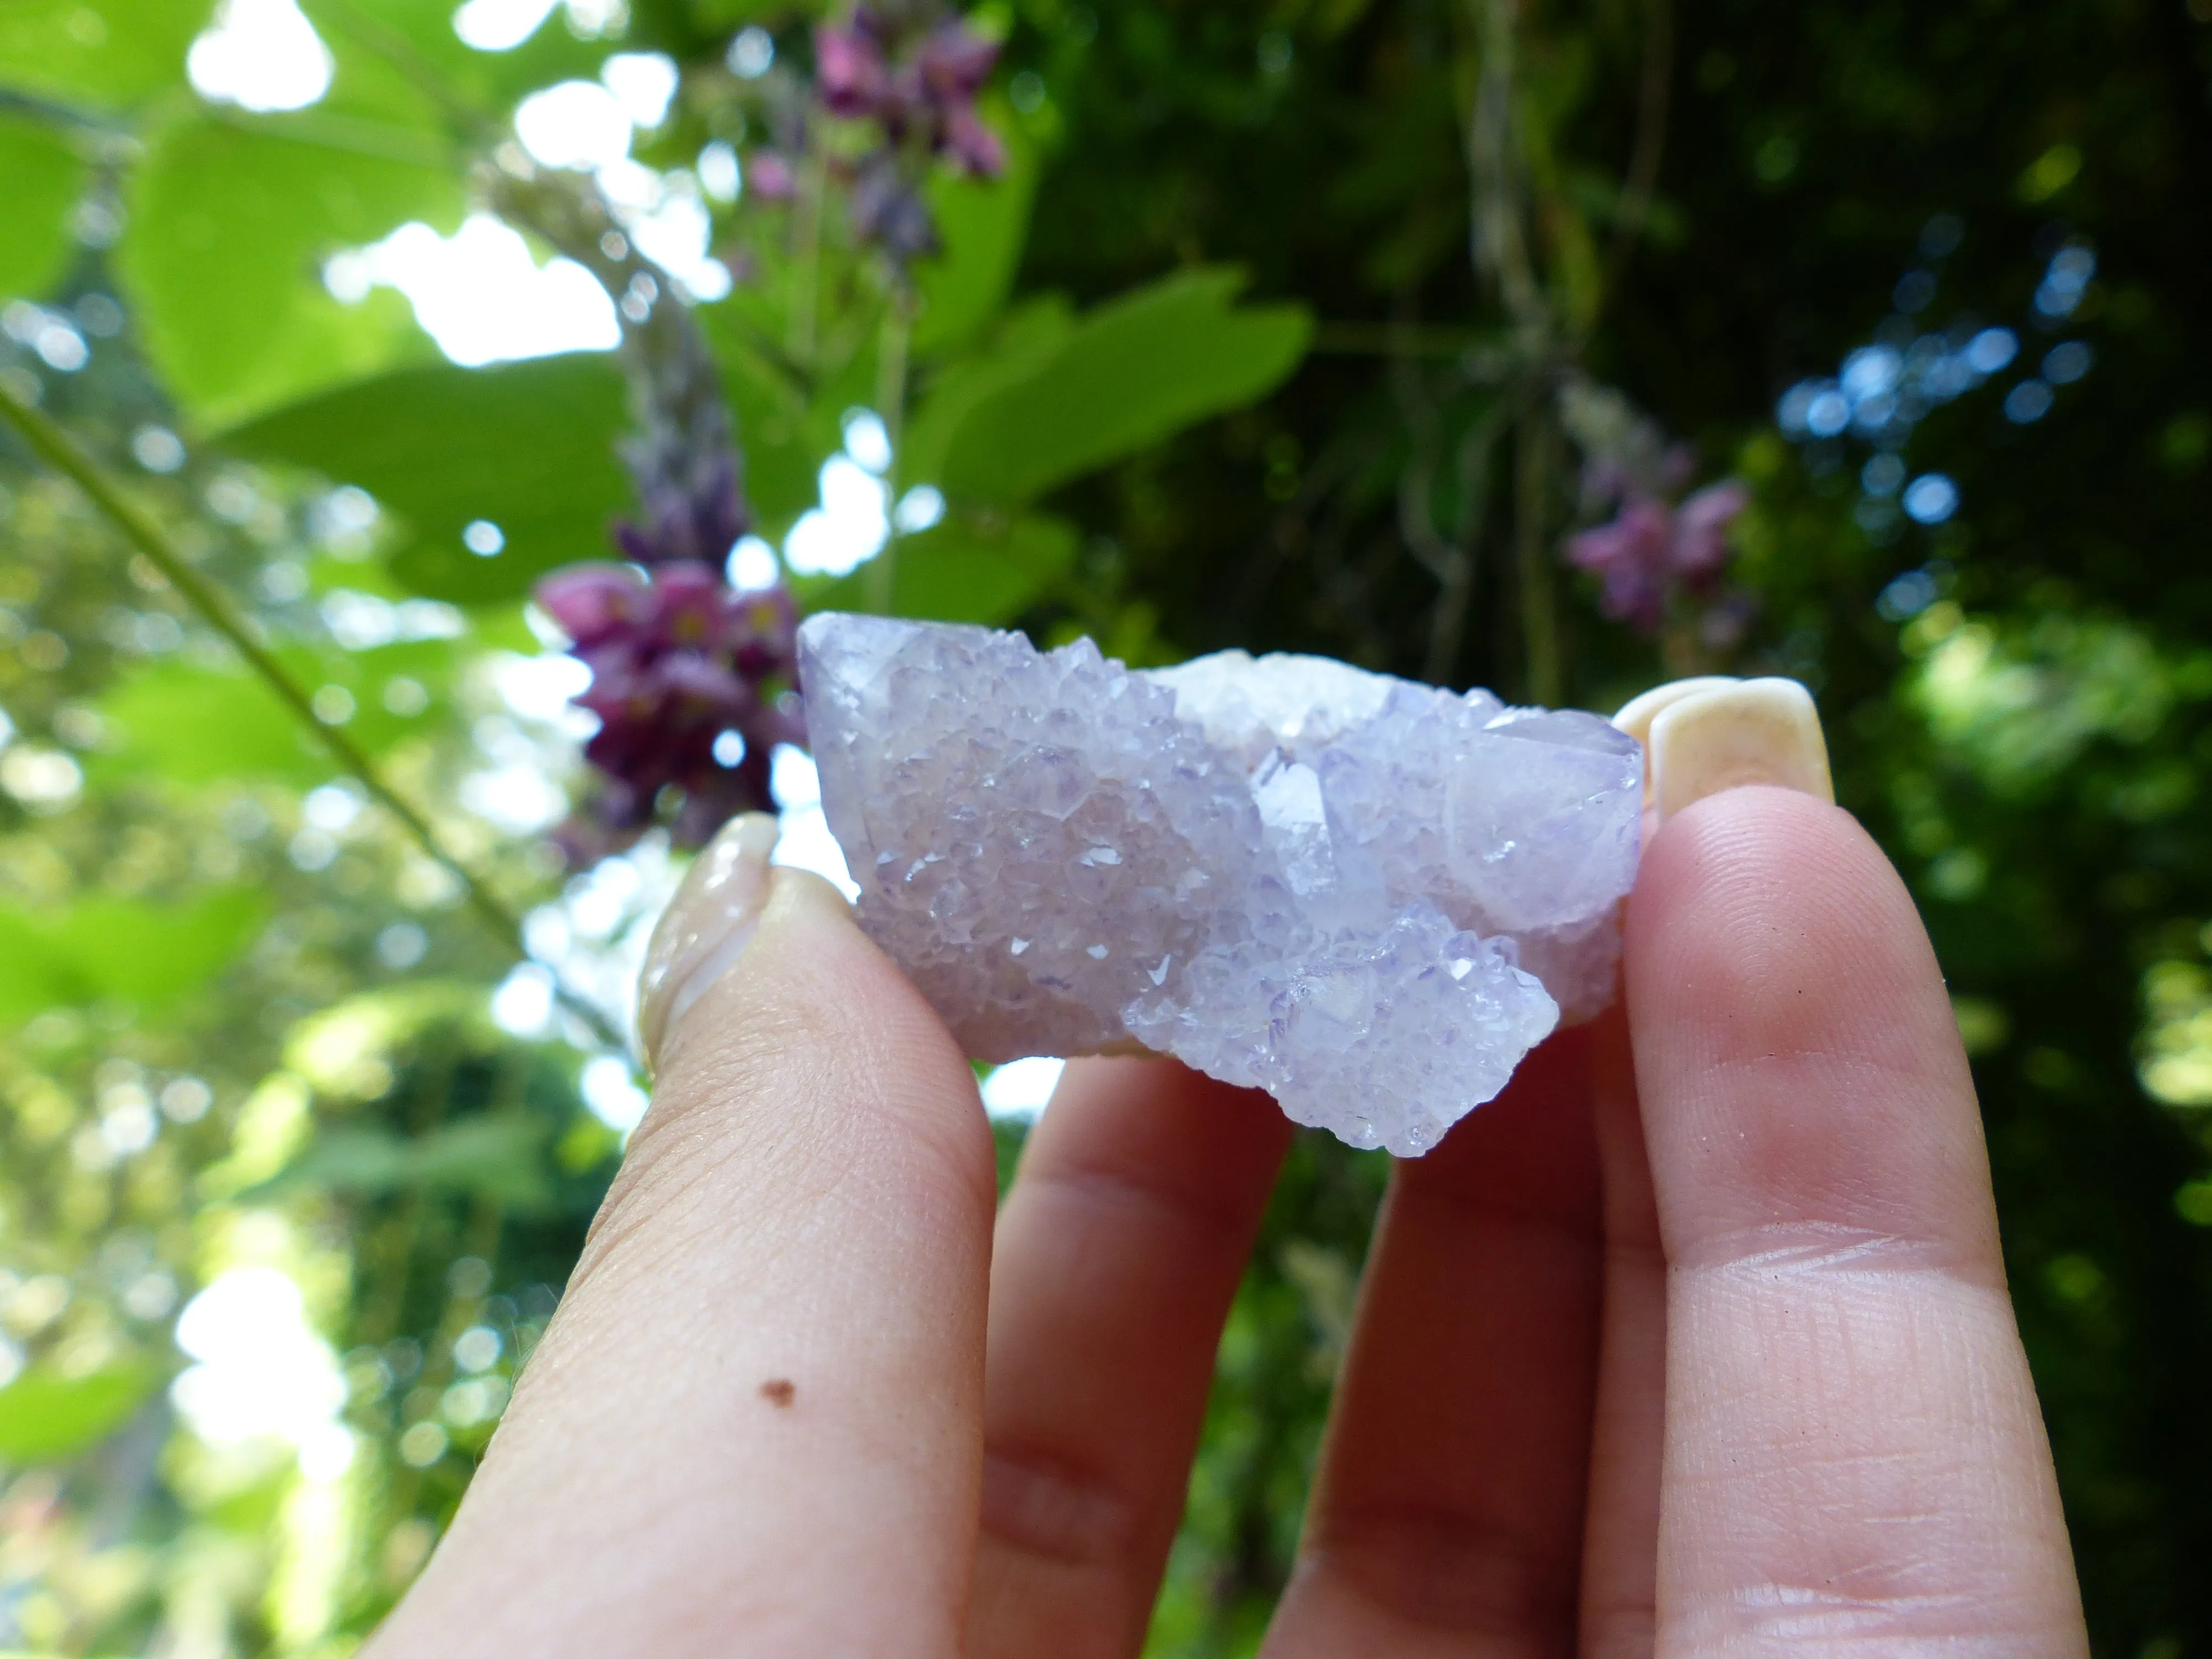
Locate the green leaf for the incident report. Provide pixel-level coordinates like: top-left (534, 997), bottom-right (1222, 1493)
top-left (0, 0), bottom-right (204, 111)
top-left (95, 662), bottom-right (321, 789)
top-left (262, 1117), bottom-right (557, 1213)
top-left (691, 315), bottom-right (836, 533)
top-left (0, 1364), bottom-right (157, 1464)
top-left (0, 889), bottom-right (268, 1024)
top-left (933, 269), bottom-right (1312, 505)
top-left (901, 295), bottom-right (1076, 484)
top-left (221, 355), bottom-right (634, 602)
top-left (116, 112), bottom-right (463, 426)
top-left (801, 512), bottom-right (1077, 624)
top-left (696, 291), bottom-right (903, 539)
top-left (687, 0), bottom-right (793, 28)
top-left (0, 113), bottom-right (86, 301)
top-left (305, 0), bottom-right (615, 110)
top-left (94, 639), bottom-right (459, 789)
top-left (911, 100), bottom-right (1039, 356)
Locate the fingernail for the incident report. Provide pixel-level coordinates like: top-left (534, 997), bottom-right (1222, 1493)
top-left (1642, 677), bottom-right (1834, 826)
top-left (1613, 676), bottom-right (1741, 766)
top-left (638, 812), bottom-right (782, 1072)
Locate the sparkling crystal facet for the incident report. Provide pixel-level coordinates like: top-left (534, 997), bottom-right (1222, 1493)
top-left (799, 613), bottom-right (1641, 1156)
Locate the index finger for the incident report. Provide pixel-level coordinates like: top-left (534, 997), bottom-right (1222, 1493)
top-left (367, 820), bottom-right (997, 1658)
top-left (1628, 786), bottom-right (2087, 1653)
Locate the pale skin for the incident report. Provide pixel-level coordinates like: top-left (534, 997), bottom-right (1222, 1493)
top-left (366, 785), bottom-right (2089, 1657)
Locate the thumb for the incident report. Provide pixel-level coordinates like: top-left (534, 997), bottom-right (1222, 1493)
top-left (368, 815), bottom-right (998, 1659)
top-left (1627, 775), bottom-right (2086, 1653)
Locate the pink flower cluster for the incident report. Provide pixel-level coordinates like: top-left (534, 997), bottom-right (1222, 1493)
top-left (535, 562), bottom-right (803, 850)
top-left (816, 7), bottom-right (1005, 176)
top-left (750, 3), bottom-right (1004, 260)
top-left (1565, 481), bottom-right (1749, 635)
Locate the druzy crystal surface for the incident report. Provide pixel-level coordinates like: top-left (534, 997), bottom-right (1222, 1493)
top-left (798, 613), bottom-right (1641, 1156)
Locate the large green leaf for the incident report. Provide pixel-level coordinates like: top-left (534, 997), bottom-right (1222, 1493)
top-left (935, 269), bottom-right (1312, 504)
top-left (221, 355), bottom-right (634, 602)
top-left (0, 1364), bottom-right (157, 1463)
top-left (259, 1118), bottom-right (557, 1213)
top-left (0, 0), bottom-right (204, 111)
top-left (691, 316), bottom-right (837, 533)
top-left (901, 295), bottom-right (1076, 484)
top-left (911, 100), bottom-right (1039, 356)
top-left (0, 889), bottom-right (267, 1024)
top-left (304, 0), bottom-right (614, 111)
top-left (94, 639), bottom-right (459, 789)
top-left (0, 112), bottom-right (84, 301)
top-left (117, 112), bottom-right (462, 425)
top-left (801, 512), bottom-right (1077, 624)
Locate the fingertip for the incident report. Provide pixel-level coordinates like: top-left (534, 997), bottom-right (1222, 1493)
top-left (1627, 784), bottom-right (1945, 1055)
top-left (637, 857), bottom-right (997, 1250)
top-left (1624, 784), bottom-right (1993, 1267)
top-left (659, 859), bottom-right (953, 1094)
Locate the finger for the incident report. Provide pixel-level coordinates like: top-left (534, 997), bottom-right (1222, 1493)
top-left (967, 1058), bottom-right (1292, 1659)
top-left (1263, 1027), bottom-right (1604, 1658)
top-left (1629, 786), bottom-right (2086, 1653)
top-left (367, 817), bottom-right (998, 1659)
top-left (1578, 672), bottom-right (1834, 1659)
top-left (1578, 1004), bottom-right (1665, 1659)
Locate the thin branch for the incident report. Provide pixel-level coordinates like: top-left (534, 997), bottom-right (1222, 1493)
top-left (205, 104), bottom-right (457, 170)
top-left (864, 295), bottom-right (914, 615)
top-left (1605, 0), bottom-right (1674, 286)
top-left (0, 380), bottom-right (628, 1052)
top-left (0, 86), bottom-right (131, 140)
top-left (1389, 354), bottom-right (1459, 589)
top-left (790, 147), bottom-right (831, 367)
top-left (1513, 398), bottom-right (1562, 706)
top-left (1468, 0), bottom-right (1543, 334)
top-left (1423, 393), bottom-right (1514, 685)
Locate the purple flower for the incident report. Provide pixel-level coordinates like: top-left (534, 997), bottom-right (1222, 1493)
top-left (1564, 481), bottom-right (1749, 635)
top-left (614, 452), bottom-right (750, 571)
top-left (761, 6), bottom-right (1005, 265)
top-left (1672, 481), bottom-right (1750, 581)
top-left (1567, 496), bottom-right (1676, 632)
top-left (747, 152), bottom-right (800, 201)
top-left (815, 20), bottom-right (891, 118)
top-left (915, 18), bottom-right (998, 101)
top-left (941, 102), bottom-right (1005, 176)
top-left (536, 563), bottom-right (804, 849)
top-left (849, 154), bottom-right (941, 259)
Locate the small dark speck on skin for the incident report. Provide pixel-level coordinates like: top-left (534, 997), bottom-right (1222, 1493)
top-left (760, 1378), bottom-right (796, 1407)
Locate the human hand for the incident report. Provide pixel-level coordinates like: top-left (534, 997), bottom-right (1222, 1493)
top-left (365, 728), bottom-right (2088, 1656)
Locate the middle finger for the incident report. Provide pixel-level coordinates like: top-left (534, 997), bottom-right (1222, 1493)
top-left (966, 1056), bottom-right (1292, 1659)
top-left (1263, 1029), bottom-right (1605, 1658)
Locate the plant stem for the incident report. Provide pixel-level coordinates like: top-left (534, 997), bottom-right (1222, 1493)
top-left (790, 148), bottom-right (830, 367)
top-left (1605, 0), bottom-right (1674, 292)
top-left (864, 295), bottom-right (913, 615)
top-left (0, 381), bottom-right (627, 1051)
top-left (1468, 0), bottom-right (1543, 334)
top-left (1514, 404), bottom-right (1562, 706)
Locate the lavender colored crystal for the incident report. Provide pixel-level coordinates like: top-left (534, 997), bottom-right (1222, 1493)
top-left (799, 614), bottom-right (1641, 1156)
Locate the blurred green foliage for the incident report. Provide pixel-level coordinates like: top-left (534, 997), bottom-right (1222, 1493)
top-left (2, 0), bottom-right (2210, 1654)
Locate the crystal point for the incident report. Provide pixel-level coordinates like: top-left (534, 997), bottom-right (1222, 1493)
top-left (798, 614), bottom-right (1641, 1156)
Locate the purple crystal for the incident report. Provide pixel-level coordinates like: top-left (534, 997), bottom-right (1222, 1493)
top-left (798, 614), bottom-right (1641, 1156)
